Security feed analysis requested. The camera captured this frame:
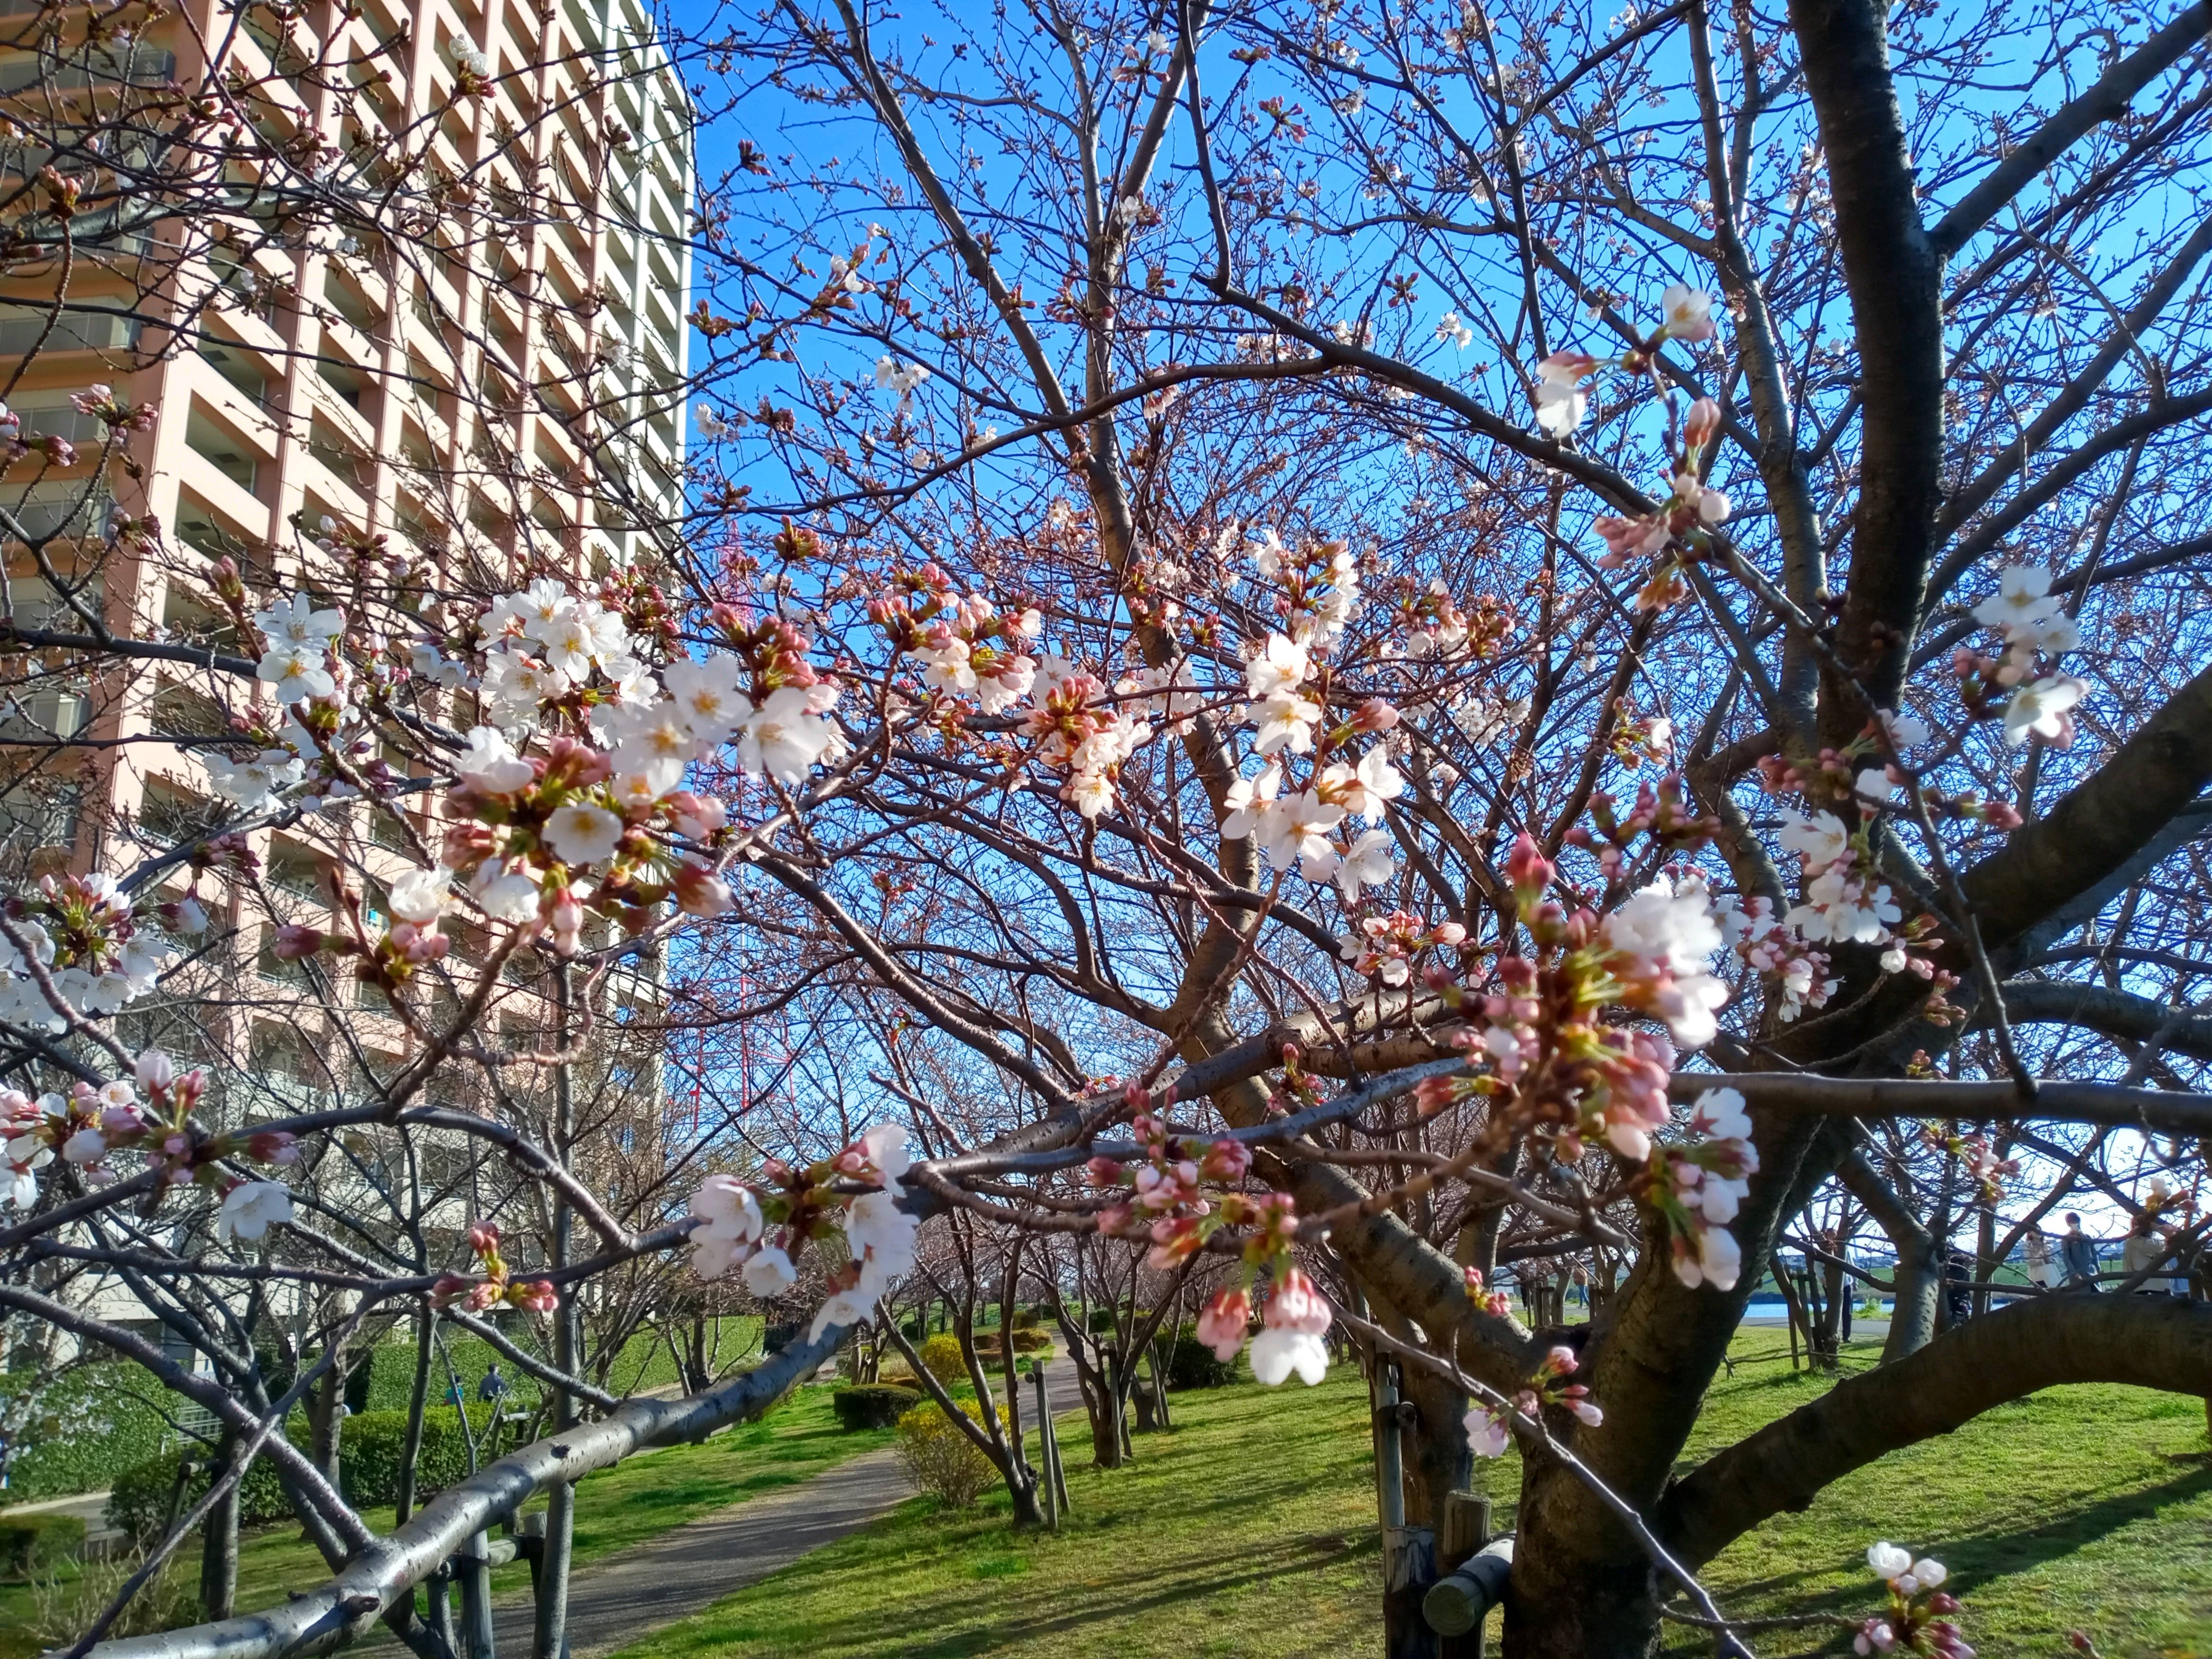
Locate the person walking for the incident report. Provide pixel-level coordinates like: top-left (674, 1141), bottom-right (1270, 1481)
top-left (1942, 1247), bottom-right (1974, 1327)
top-left (2024, 1231), bottom-right (2056, 1290)
top-left (2060, 1213), bottom-right (2101, 1290)
top-left (2120, 1213), bottom-right (2172, 1292)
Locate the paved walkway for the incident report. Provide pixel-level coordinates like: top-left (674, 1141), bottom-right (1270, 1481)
top-left (408, 1362), bottom-right (1090, 1659)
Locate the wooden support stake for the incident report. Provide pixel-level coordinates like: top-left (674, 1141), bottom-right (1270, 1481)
top-left (424, 1567), bottom-right (455, 1656)
top-left (1031, 1363), bottom-right (1058, 1531)
top-left (1375, 1362), bottom-right (1437, 1659)
top-left (1436, 1493), bottom-right (1493, 1659)
top-left (457, 1532), bottom-right (496, 1659)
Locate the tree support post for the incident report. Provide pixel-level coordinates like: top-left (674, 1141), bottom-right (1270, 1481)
top-left (455, 1531), bottom-right (508, 1659)
top-left (1432, 1492), bottom-right (1494, 1659)
top-left (1030, 1363), bottom-right (1058, 1531)
top-left (1375, 1360), bottom-right (1437, 1659)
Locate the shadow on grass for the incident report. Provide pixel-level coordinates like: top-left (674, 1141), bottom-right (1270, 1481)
top-left (663, 1521), bottom-right (1376, 1659)
top-left (1720, 1460), bottom-right (2212, 1610)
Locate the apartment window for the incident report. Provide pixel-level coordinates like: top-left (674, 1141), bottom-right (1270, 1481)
top-left (318, 360), bottom-right (370, 413)
top-left (267, 837), bottom-right (325, 899)
top-left (0, 683), bottom-right (88, 740)
top-left (3, 392), bottom-right (105, 445)
top-left (197, 339), bottom-right (270, 406)
top-left (323, 271), bottom-right (383, 333)
top-left (149, 679), bottom-right (227, 740)
top-left (173, 496), bottom-right (261, 566)
top-left (139, 777), bottom-right (223, 845)
top-left (0, 779), bottom-right (82, 850)
top-left (185, 407), bottom-right (259, 493)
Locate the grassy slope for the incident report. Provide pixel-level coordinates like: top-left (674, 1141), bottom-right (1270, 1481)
top-left (0, 1382), bottom-right (886, 1659)
top-left (606, 1330), bottom-right (2212, 1659)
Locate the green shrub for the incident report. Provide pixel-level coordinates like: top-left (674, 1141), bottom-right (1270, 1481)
top-left (831, 1385), bottom-right (921, 1431)
top-left (339, 1407), bottom-right (478, 1508)
top-left (105, 1407), bottom-right (483, 1541)
top-left (1165, 1324), bottom-right (1240, 1390)
top-left (1010, 1307), bottom-right (1041, 1331)
top-left (1086, 1307), bottom-right (1117, 1333)
top-left (0, 1511), bottom-right (85, 1575)
top-left (106, 1443), bottom-right (293, 1541)
top-left (892, 1401), bottom-right (1007, 1507)
top-left (916, 1333), bottom-right (967, 1384)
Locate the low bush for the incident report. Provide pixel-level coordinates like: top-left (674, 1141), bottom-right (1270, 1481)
top-left (1165, 1324), bottom-right (1240, 1390)
top-left (892, 1400), bottom-right (1007, 1507)
top-left (106, 1444), bottom-right (291, 1541)
top-left (830, 1385), bottom-right (921, 1430)
top-left (0, 1511), bottom-right (86, 1576)
top-left (105, 1407), bottom-right (483, 1541)
top-left (915, 1333), bottom-right (967, 1384)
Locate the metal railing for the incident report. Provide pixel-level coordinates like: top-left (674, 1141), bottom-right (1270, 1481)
top-left (91, 1322), bottom-right (843, 1659)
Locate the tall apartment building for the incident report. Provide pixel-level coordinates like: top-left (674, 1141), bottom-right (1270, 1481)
top-left (0, 0), bottom-right (690, 1207)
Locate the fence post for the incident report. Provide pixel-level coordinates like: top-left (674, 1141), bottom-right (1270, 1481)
top-left (1436, 1491), bottom-right (1493, 1659)
top-left (1031, 1362), bottom-right (1058, 1531)
top-left (424, 1566), bottom-right (456, 1655)
top-left (1375, 1361), bottom-right (1437, 1659)
top-left (457, 1531), bottom-right (495, 1659)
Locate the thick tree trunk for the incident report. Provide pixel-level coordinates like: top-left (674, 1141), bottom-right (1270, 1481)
top-left (1503, 1478), bottom-right (1663, 1659)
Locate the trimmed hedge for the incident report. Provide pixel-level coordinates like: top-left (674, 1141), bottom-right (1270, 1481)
top-left (830, 1385), bottom-right (921, 1430)
top-left (1165, 1324), bottom-right (1240, 1390)
top-left (0, 1510), bottom-right (86, 1575)
top-left (104, 1406), bottom-right (486, 1541)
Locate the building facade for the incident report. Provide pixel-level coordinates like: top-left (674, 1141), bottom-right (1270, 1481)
top-left (1, 0), bottom-right (692, 1346)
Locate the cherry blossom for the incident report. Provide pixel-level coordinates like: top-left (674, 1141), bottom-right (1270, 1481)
top-left (2002, 675), bottom-right (2087, 747)
top-left (216, 1180), bottom-right (294, 1243)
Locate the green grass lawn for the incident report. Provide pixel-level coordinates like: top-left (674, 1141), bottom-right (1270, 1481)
top-left (0, 1381), bottom-right (887, 1659)
top-left (603, 1329), bottom-right (2212, 1659)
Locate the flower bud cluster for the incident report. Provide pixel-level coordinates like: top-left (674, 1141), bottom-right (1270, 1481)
top-left (1, 1050), bottom-right (295, 1221)
top-left (1856, 1543), bottom-right (1972, 1656)
top-left (431, 1222), bottom-right (559, 1314)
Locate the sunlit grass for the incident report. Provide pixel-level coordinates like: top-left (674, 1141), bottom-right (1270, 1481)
top-left (602, 1330), bottom-right (2212, 1659)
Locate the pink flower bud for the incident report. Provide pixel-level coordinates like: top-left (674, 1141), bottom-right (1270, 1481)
top-left (1352, 697), bottom-right (1401, 732)
top-left (1086, 1155), bottom-right (1125, 1187)
top-left (1196, 1286), bottom-right (1252, 1361)
top-left (673, 859), bottom-right (733, 917)
top-left (467, 1222), bottom-right (501, 1254)
top-left (1199, 1137), bottom-right (1251, 1183)
top-left (1684, 396), bottom-right (1722, 449)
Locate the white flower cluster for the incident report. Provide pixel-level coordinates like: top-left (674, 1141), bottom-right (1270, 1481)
top-left (1222, 744), bottom-right (1405, 901)
top-left (1773, 808), bottom-right (1908, 962)
top-left (1667, 1087), bottom-right (1761, 1292)
top-left (0, 881), bottom-right (175, 1034)
top-left (1971, 564), bottom-right (2087, 747)
top-left (253, 597), bottom-right (345, 705)
top-left (873, 355), bottom-right (931, 395)
top-left (1598, 873), bottom-right (1730, 1047)
top-left (482, 579), bottom-right (642, 724)
top-left (1020, 653), bottom-right (1155, 819)
top-left (913, 596), bottom-right (1041, 715)
top-left (684, 1125), bottom-right (920, 1342)
top-left (1715, 894), bottom-right (1838, 1022)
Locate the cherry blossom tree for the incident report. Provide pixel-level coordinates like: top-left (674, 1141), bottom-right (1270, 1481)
top-left (6, 0), bottom-right (2212, 1657)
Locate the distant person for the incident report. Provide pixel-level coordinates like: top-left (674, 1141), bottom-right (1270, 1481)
top-left (2060, 1213), bottom-right (2100, 1290)
top-left (2024, 1231), bottom-right (2056, 1290)
top-left (2120, 1213), bottom-right (2172, 1293)
top-left (1942, 1247), bottom-right (1974, 1326)
top-left (477, 1364), bottom-right (510, 1403)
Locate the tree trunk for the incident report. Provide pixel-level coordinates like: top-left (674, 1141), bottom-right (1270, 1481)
top-left (198, 1432), bottom-right (241, 1621)
top-left (1503, 1475), bottom-right (1663, 1659)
